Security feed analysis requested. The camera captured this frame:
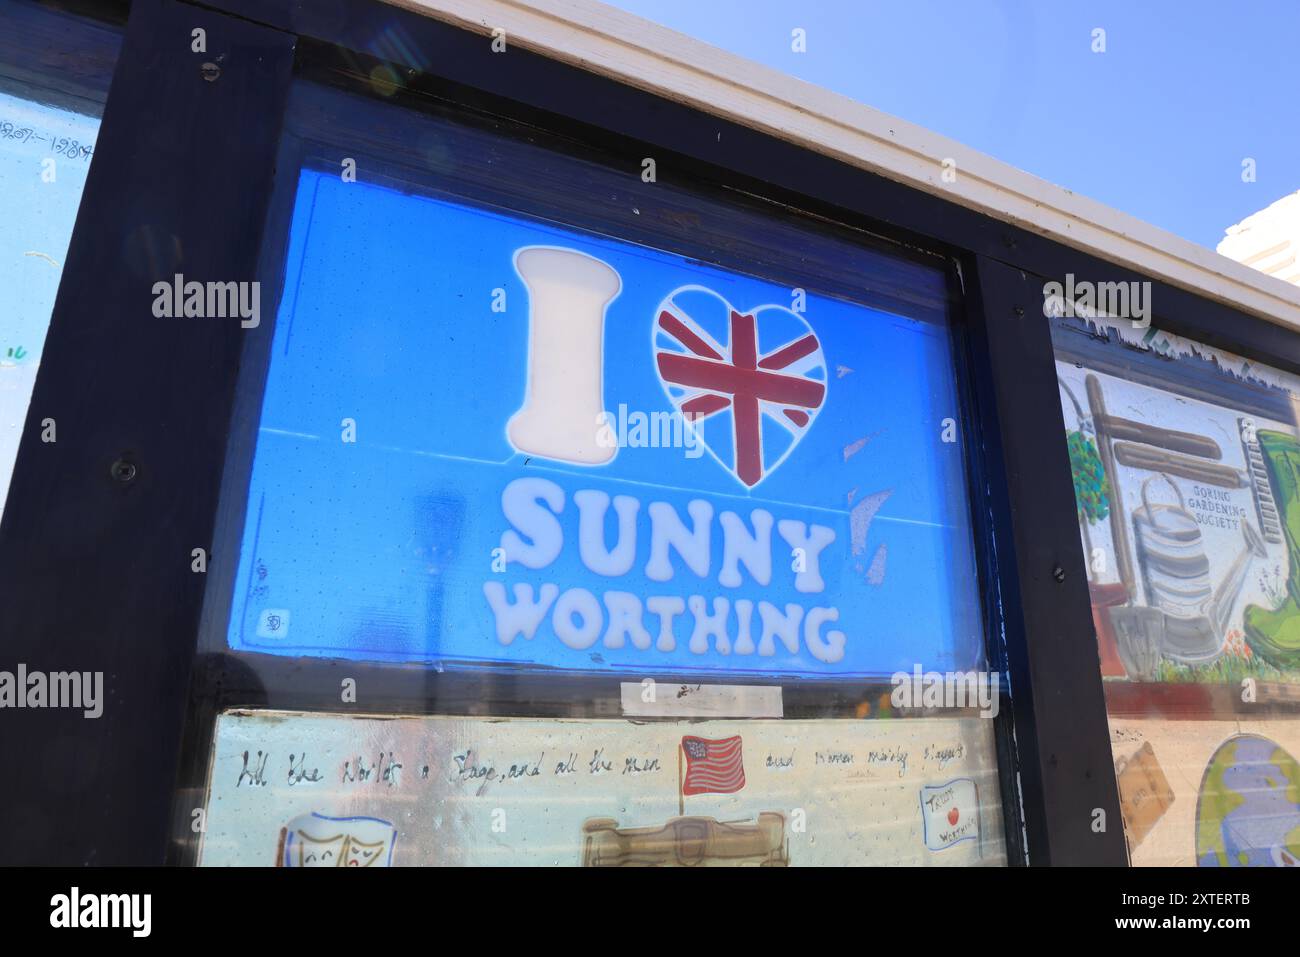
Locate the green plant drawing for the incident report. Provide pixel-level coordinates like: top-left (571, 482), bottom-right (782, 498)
top-left (1067, 429), bottom-right (1110, 525)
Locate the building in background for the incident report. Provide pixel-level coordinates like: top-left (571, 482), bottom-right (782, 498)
top-left (1219, 191), bottom-right (1300, 286)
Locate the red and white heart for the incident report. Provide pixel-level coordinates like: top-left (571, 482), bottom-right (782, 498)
top-left (654, 285), bottom-right (827, 489)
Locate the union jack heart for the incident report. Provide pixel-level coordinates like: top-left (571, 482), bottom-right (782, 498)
top-left (653, 285), bottom-right (827, 488)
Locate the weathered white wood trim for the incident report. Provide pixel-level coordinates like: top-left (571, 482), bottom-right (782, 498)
top-left (386, 0), bottom-right (1300, 332)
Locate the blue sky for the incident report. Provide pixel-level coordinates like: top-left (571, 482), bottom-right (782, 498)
top-left (604, 0), bottom-right (1300, 251)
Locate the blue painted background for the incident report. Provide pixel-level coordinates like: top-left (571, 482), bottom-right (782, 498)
top-left (226, 169), bottom-right (985, 678)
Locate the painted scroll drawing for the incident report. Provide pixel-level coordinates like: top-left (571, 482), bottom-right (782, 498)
top-left (1056, 353), bottom-right (1300, 684)
top-left (197, 710), bottom-right (1006, 867)
top-left (1109, 719), bottom-right (1300, 866)
top-left (581, 814), bottom-right (789, 867)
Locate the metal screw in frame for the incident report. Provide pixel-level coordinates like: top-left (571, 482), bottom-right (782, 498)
top-left (110, 458), bottom-right (137, 484)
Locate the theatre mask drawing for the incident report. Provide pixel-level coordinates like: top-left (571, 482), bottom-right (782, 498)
top-left (1055, 319), bottom-right (1300, 684)
top-left (226, 169), bottom-right (983, 681)
top-left (279, 813), bottom-right (396, 867)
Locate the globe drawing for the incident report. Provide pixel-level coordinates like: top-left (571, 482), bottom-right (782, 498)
top-left (1195, 734), bottom-right (1300, 867)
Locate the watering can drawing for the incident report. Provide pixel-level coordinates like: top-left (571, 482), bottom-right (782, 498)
top-left (1132, 473), bottom-right (1266, 665)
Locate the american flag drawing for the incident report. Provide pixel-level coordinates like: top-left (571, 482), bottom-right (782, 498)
top-left (655, 287), bottom-right (827, 488)
top-left (681, 735), bottom-right (746, 796)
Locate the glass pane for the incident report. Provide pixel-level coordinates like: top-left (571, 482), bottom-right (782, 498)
top-left (0, 1), bottom-right (119, 521)
top-left (1052, 308), bottom-right (1300, 867)
top-left (185, 76), bottom-right (1009, 867)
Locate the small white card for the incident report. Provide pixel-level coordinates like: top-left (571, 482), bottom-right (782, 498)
top-left (919, 778), bottom-right (980, 851)
top-left (619, 681), bottom-right (783, 718)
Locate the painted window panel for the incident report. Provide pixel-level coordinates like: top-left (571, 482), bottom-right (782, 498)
top-left (198, 709), bottom-right (1007, 867)
top-left (186, 78), bottom-right (1009, 867)
top-left (219, 83), bottom-right (986, 683)
top-left (1052, 313), bottom-right (1300, 866)
top-left (0, 0), bottom-right (119, 522)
